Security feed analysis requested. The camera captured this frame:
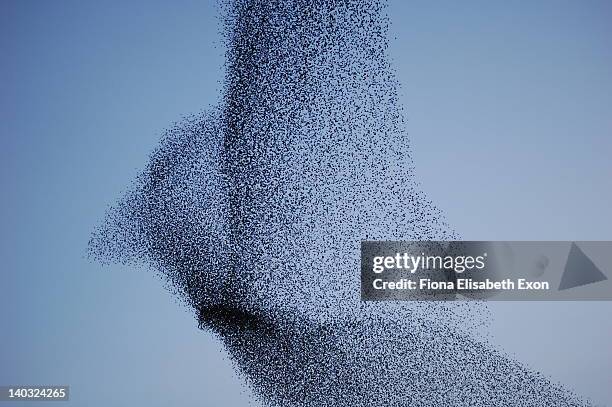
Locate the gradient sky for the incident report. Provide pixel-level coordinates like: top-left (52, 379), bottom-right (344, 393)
top-left (1, 1), bottom-right (611, 406)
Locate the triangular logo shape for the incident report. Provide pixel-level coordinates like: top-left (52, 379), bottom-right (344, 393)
top-left (559, 243), bottom-right (607, 291)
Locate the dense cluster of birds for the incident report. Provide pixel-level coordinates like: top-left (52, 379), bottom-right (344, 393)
top-left (90, 0), bottom-right (593, 405)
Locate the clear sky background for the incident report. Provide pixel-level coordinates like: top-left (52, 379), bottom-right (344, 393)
top-left (1, 1), bottom-right (611, 406)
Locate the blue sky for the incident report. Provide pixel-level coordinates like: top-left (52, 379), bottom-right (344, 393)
top-left (1, 1), bottom-right (611, 405)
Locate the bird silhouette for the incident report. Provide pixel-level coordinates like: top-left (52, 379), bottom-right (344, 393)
top-left (90, 1), bottom-right (592, 406)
